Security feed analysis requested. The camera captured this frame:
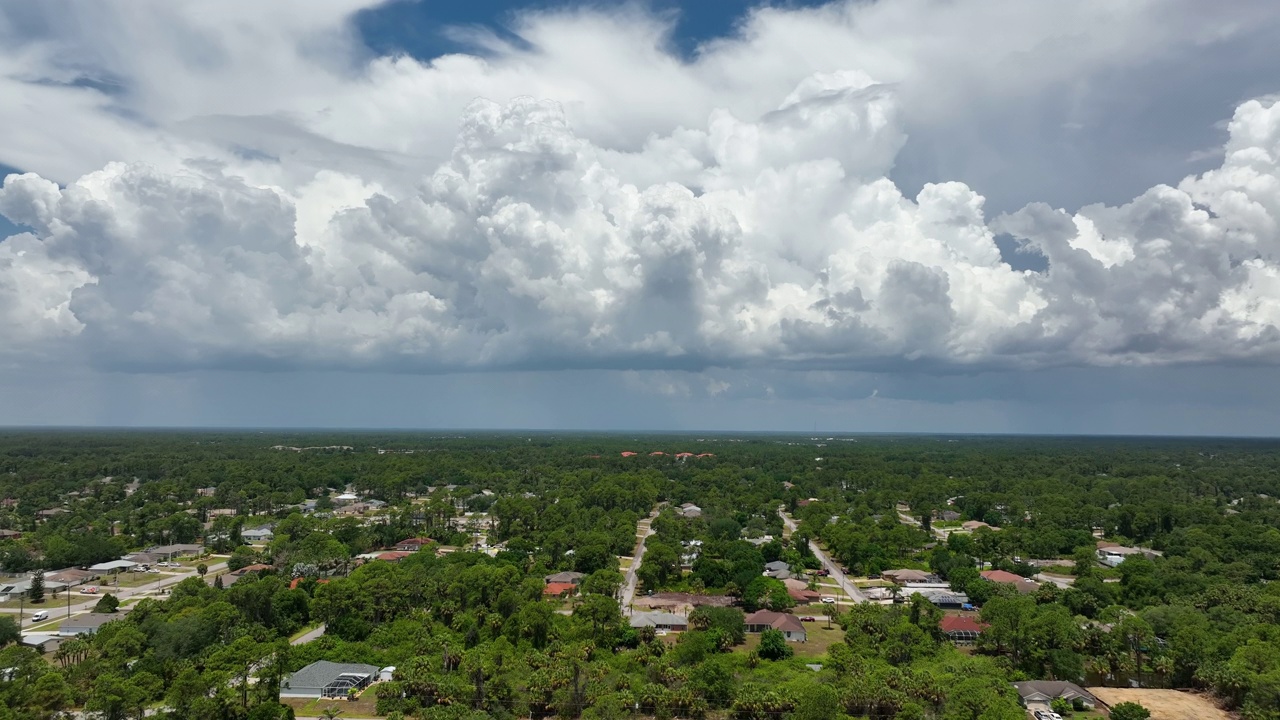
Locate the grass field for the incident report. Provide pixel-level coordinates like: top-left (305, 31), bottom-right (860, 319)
top-left (282, 695), bottom-right (381, 718)
top-left (737, 624), bottom-right (844, 659)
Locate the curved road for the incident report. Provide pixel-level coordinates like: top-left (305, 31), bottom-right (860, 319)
top-left (778, 507), bottom-right (867, 605)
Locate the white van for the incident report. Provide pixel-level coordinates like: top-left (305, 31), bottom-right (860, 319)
top-left (30, 610), bottom-right (49, 622)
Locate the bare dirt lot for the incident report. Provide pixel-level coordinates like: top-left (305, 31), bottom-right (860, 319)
top-left (1088, 688), bottom-right (1235, 720)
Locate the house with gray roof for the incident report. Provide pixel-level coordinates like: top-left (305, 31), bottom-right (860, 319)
top-left (281, 661), bottom-right (379, 698)
top-left (545, 571), bottom-right (585, 585)
top-left (147, 544), bottom-right (203, 560)
top-left (763, 560), bottom-right (793, 580)
top-left (1011, 681), bottom-right (1097, 712)
top-left (21, 634), bottom-right (65, 653)
top-left (629, 611), bottom-right (689, 631)
top-left (0, 577), bottom-right (68, 602)
top-left (242, 526), bottom-right (274, 543)
top-left (61, 612), bottom-right (127, 636)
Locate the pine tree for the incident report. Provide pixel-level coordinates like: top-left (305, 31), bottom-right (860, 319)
top-left (28, 568), bottom-right (45, 604)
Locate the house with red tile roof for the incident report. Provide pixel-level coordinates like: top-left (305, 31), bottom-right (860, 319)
top-left (543, 582), bottom-right (578, 598)
top-left (980, 569), bottom-right (1039, 594)
top-left (394, 537), bottom-right (433, 552)
top-left (939, 615), bottom-right (987, 643)
top-left (621, 451), bottom-right (638, 457)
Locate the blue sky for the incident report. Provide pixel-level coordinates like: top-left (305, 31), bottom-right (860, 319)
top-left (2, 0), bottom-right (1280, 434)
top-left (354, 0), bottom-right (829, 60)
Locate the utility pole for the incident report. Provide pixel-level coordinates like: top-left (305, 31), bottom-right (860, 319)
top-left (66, 587), bottom-right (71, 618)
top-left (18, 594), bottom-right (24, 626)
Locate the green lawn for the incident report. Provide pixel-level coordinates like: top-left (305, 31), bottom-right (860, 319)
top-left (738, 624), bottom-right (844, 659)
top-left (283, 694), bottom-right (381, 718)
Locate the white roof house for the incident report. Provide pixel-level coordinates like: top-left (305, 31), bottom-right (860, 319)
top-left (88, 560), bottom-right (137, 572)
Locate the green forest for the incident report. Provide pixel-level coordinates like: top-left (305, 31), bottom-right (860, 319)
top-left (2, 431), bottom-right (1280, 720)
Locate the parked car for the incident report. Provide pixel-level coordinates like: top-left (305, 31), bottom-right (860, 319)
top-left (800, 616), bottom-right (816, 622)
top-left (79, 586), bottom-right (98, 594)
top-left (821, 597), bottom-right (836, 604)
top-left (815, 569), bottom-right (830, 576)
top-left (961, 603), bottom-right (976, 611)
top-left (147, 568), bottom-right (160, 573)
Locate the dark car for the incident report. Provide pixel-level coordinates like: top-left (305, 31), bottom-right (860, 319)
top-left (800, 616), bottom-right (816, 622)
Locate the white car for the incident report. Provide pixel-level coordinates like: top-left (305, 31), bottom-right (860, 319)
top-left (821, 597), bottom-right (836, 604)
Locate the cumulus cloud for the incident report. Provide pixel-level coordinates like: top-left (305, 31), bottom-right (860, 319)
top-left (1, 0), bottom-right (1280, 376)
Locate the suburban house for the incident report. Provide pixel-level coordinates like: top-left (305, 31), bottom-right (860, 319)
top-left (147, 544), bottom-right (203, 560)
top-left (763, 560), bottom-right (793, 580)
top-left (20, 634), bottom-right (65, 653)
top-left (935, 510), bottom-right (961, 522)
top-left (125, 552), bottom-right (163, 566)
top-left (395, 537), bottom-right (434, 552)
top-left (88, 560), bottom-right (138, 577)
top-left (678, 503), bottom-right (702, 518)
top-left (0, 576), bottom-right (69, 602)
top-left (543, 582), bottom-right (578, 598)
top-left (629, 611), bottom-right (690, 631)
top-left (46, 568), bottom-right (96, 587)
top-left (0, 528), bottom-right (22, 540)
top-left (783, 578), bottom-right (822, 604)
top-left (36, 508), bottom-right (68, 521)
top-left (980, 570), bottom-right (1040, 594)
top-left (881, 569), bottom-right (933, 584)
top-left (743, 610), bottom-right (808, 642)
top-left (1011, 681), bottom-right (1098, 712)
top-left (225, 563), bottom-right (273, 585)
top-left (61, 612), bottom-right (127, 636)
top-left (1096, 542), bottom-right (1163, 567)
top-left (905, 588), bottom-right (970, 609)
top-left (939, 615), bottom-right (987, 644)
top-left (962, 520), bottom-right (994, 531)
top-left (281, 661), bottom-right (379, 699)
top-left (375, 551), bottom-right (413, 562)
top-left (544, 571), bottom-right (585, 586)
top-left (242, 526), bottom-right (274, 543)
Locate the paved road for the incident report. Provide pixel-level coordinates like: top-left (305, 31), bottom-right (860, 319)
top-left (1033, 573), bottom-right (1075, 589)
top-left (291, 623), bottom-right (327, 645)
top-left (4, 560), bottom-right (227, 632)
top-left (896, 508), bottom-right (950, 541)
top-left (777, 507), bottom-right (867, 605)
top-left (619, 504), bottom-right (663, 615)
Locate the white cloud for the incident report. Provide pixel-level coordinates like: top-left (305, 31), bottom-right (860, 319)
top-left (1, 1), bottom-right (1280, 376)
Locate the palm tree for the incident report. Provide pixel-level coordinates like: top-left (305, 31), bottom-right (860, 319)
top-left (320, 705), bottom-right (344, 720)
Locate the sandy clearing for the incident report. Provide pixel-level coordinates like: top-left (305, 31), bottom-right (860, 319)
top-left (1088, 688), bottom-right (1234, 720)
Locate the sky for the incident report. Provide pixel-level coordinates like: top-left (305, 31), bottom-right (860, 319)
top-left (2, 0), bottom-right (1280, 435)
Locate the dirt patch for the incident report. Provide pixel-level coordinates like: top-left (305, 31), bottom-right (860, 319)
top-left (1088, 688), bottom-right (1235, 720)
